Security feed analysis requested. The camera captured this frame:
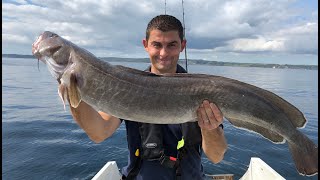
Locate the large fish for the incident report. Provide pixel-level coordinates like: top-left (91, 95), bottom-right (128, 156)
top-left (32, 31), bottom-right (317, 176)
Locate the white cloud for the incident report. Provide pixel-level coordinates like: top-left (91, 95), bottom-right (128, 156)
top-left (2, 0), bottom-right (318, 65)
top-left (277, 22), bottom-right (318, 35)
top-left (187, 0), bottom-right (296, 39)
top-left (10, 0), bottom-right (28, 4)
top-left (312, 10), bottom-right (318, 17)
top-left (217, 37), bottom-right (285, 52)
top-left (274, 22), bottom-right (318, 54)
top-left (3, 33), bottom-right (30, 44)
top-left (213, 22), bottom-right (318, 54)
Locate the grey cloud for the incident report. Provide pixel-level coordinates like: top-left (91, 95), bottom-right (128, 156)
top-left (2, 0), bottom-right (318, 63)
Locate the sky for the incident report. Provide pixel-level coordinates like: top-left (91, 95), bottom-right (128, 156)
top-left (2, 0), bottom-right (318, 65)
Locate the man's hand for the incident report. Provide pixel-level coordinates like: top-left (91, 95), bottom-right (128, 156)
top-left (197, 100), bottom-right (227, 163)
top-left (197, 100), bottom-right (223, 130)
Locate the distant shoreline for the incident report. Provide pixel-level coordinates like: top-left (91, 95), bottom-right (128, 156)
top-left (3, 54), bottom-right (318, 70)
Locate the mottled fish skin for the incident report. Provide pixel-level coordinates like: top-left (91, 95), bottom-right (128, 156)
top-left (32, 31), bottom-right (318, 176)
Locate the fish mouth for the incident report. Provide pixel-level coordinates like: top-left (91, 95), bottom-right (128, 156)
top-left (32, 35), bottom-right (43, 60)
top-left (32, 31), bottom-right (66, 80)
top-left (32, 31), bottom-right (62, 61)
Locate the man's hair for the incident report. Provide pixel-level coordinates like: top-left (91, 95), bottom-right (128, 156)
top-left (146, 14), bottom-right (184, 42)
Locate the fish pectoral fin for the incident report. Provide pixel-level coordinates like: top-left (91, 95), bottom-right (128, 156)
top-left (67, 73), bottom-right (82, 108)
top-left (58, 84), bottom-right (68, 111)
top-left (225, 117), bottom-right (285, 143)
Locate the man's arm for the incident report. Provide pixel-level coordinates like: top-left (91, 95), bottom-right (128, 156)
top-left (197, 100), bottom-right (228, 163)
top-left (69, 101), bottom-right (121, 143)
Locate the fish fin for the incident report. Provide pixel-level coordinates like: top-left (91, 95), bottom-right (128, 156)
top-left (248, 84), bottom-right (306, 128)
top-left (67, 73), bottom-right (81, 108)
top-left (225, 117), bottom-right (284, 143)
top-left (288, 132), bottom-right (318, 176)
top-left (114, 65), bottom-right (160, 77)
top-left (58, 84), bottom-right (67, 111)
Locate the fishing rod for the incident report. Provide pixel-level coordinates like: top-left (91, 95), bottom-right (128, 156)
top-left (181, 0), bottom-right (188, 72)
top-left (164, 0), bottom-right (167, 14)
top-left (164, 0), bottom-right (188, 72)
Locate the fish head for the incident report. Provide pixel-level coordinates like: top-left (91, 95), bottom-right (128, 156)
top-left (32, 31), bottom-right (83, 108)
top-left (32, 31), bottom-right (71, 82)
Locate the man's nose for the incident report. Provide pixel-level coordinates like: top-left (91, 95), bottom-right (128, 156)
top-left (160, 47), bottom-right (168, 57)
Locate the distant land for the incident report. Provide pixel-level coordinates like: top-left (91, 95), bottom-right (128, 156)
top-left (3, 54), bottom-right (318, 70)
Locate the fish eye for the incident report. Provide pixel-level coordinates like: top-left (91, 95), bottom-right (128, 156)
top-left (49, 33), bottom-right (58, 38)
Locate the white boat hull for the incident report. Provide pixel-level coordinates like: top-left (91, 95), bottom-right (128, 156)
top-left (92, 157), bottom-right (285, 180)
top-left (240, 157), bottom-right (285, 180)
top-left (92, 161), bottom-right (121, 180)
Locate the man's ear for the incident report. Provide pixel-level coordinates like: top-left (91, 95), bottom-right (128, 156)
top-left (181, 39), bottom-right (187, 52)
top-left (142, 39), bottom-right (148, 51)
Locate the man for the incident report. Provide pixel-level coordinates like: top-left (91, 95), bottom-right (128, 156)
top-left (69, 15), bottom-right (227, 180)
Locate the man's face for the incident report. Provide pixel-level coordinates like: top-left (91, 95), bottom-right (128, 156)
top-left (143, 29), bottom-right (186, 74)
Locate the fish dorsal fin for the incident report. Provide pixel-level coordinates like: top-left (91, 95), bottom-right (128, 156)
top-left (67, 73), bottom-right (81, 108)
top-left (252, 88), bottom-right (306, 128)
top-left (114, 65), bottom-right (159, 77)
top-left (226, 117), bottom-right (285, 144)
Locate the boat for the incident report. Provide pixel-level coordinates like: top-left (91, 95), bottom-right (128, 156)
top-left (91, 157), bottom-right (285, 180)
top-left (239, 157), bottom-right (285, 180)
top-left (92, 161), bottom-right (122, 180)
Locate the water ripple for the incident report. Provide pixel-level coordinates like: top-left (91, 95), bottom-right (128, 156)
top-left (3, 58), bottom-right (318, 180)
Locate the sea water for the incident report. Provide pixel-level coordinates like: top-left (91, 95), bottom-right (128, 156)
top-left (2, 57), bottom-right (318, 180)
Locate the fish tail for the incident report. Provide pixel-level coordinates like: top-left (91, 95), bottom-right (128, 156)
top-left (288, 132), bottom-right (318, 176)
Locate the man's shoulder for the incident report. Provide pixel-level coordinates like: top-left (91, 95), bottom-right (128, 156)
top-left (144, 64), bottom-right (187, 73)
top-left (176, 64), bottom-right (187, 73)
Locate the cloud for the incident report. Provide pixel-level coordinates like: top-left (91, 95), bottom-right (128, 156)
top-left (2, 0), bottom-right (318, 64)
top-left (187, 1), bottom-right (294, 39)
top-left (215, 36), bottom-right (285, 52)
top-left (184, 0), bottom-right (318, 55)
top-left (213, 22), bottom-right (318, 54)
top-left (8, 0), bottom-right (28, 5)
top-left (3, 33), bottom-right (30, 44)
top-left (278, 22), bottom-right (318, 54)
